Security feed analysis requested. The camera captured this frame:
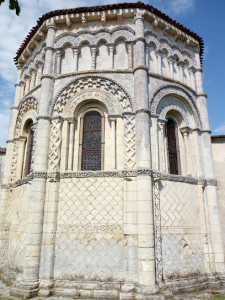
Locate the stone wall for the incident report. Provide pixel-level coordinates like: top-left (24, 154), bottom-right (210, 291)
top-left (4, 184), bottom-right (31, 277)
top-left (54, 177), bottom-right (138, 282)
top-left (211, 136), bottom-right (225, 255)
top-left (0, 149), bottom-right (6, 200)
top-left (160, 181), bottom-right (204, 279)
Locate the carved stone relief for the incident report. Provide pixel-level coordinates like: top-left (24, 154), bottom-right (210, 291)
top-left (52, 76), bottom-right (133, 116)
top-left (48, 118), bottom-right (63, 172)
top-left (124, 114), bottom-right (136, 169)
top-left (150, 84), bottom-right (201, 129)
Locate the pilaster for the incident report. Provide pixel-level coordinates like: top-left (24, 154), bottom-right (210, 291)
top-left (134, 10), bottom-right (155, 287)
top-left (11, 19), bottom-right (56, 298)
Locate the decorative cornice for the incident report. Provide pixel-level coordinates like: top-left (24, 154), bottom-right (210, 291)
top-left (6, 170), bottom-right (217, 188)
top-left (32, 172), bottom-right (48, 179)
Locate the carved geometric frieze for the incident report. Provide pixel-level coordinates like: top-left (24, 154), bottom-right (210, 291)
top-left (124, 114), bottom-right (136, 169)
top-left (48, 118), bottom-right (63, 172)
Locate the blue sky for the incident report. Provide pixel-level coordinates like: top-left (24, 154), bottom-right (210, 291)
top-left (0, 0), bottom-right (224, 146)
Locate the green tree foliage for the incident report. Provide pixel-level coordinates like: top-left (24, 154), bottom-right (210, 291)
top-left (0, 0), bottom-right (21, 16)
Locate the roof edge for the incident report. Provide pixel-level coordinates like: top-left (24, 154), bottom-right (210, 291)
top-left (14, 1), bottom-right (204, 65)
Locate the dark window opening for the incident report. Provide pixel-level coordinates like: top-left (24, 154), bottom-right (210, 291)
top-left (81, 111), bottom-right (102, 171)
top-left (166, 118), bottom-right (180, 175)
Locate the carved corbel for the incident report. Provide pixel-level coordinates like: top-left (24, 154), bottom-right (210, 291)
top-left (66, 15), bottom-right (71, 27)
top-left (81, 14), bottom-right (87, 27)
top-left (101, 11), bottom-right (106, 25)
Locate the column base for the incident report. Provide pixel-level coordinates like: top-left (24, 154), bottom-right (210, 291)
top-left (38, 279), bottom-right (54, 297)
top-left (11, 280), bottom-right (39, 299)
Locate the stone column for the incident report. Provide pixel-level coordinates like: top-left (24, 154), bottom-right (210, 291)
top-left (39, 116), bottom-right (63, 296)
top-left (177, 61), bottom-right (184, 83)
top-left (196, 88), bottom-right (225, 272)
top-left (16, 136), bottom-right (27, 179)
top-left (25, 76), bottom-right (31, 95)
top-left (156, 50), bottom-right (163, 75)
top-left (181, 127), bottom-right (191, 176)
top-left (127, 42), bottom-right (134, 70)
top-left (60, 119), bottom-right (70, 172)
top-left (192, 129), bottom-right (204, 178)
top-left (194, 50), bottom-right (204, 94)
top-left (168, 56), bottom-right (174, 79)
top-left (91, 46), bottom-right (97, 70)
top-left (73, 47), bottom-right (79, 71)
top-left (36, 63), bottom-right (43, 85)
top-left (30, 70), bottom-right (37, 89)
top-left (150, 114), bottom-right (160, 170)
top-left (67, 118), bottom-right (75, 171)
top-left (19, 81), bottom-right (25, 100)
top-left (14, 65), bottom-right (22, 105)
top-left (109, 116), bottom-right (117, 169)
top-left (189, 67), bottom-right (196, 90)
top-left (108, 44), bottom-right (114, 69)
top-left (11, 20), bottom-right (56, 298)
top-left (0, 65), bottom-right (22, 269)
top-left (55, 50), bottom-right (61, 75)
top-left (158, 119), bottom-right (167, 173)
top-left (134, 10), bottom-right (155, 287)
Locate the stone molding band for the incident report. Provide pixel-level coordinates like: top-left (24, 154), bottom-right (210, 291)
top-left (37, 115), bottom-right (51, 121)
top-left (136, 109), bottom-right (151, 115)
top-left (2, 170), bottom-right (217, 188)
top-left (133, 65), bottom-right (148, 72)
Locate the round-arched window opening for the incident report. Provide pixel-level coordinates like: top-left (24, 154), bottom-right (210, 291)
top-left (166, 118), bottom-right (180, 175)
top-left (81, 110), bottom-right (103, 171)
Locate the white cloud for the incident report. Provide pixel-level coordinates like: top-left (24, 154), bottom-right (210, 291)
top-left (213, 123), bottom-right (225, 135)
top-left (169, 0), bottom-right (195, 15)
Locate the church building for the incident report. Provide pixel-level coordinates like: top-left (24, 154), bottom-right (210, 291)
top-left (0, 2), bottom-right (224, 299)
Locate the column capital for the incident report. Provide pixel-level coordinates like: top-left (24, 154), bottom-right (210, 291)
top-left (134, 9), bottom-right (145, 22)
top-left (180, 126), bottom-right (192, 134)
top-left (46, 19), bottom-right (56, 30)
top-left (188, 66), bottom-right (196, 73)
top-left (177, 61), bottom-right (185, 68)
top-left (65, 116), bottom-right (76, 124)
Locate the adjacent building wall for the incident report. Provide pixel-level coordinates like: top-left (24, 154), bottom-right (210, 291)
top-left (211, 135), bottom-right (225, 254)
top-left (0, 148), bottom-right (6, 198)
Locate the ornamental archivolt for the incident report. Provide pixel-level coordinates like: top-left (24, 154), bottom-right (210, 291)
top-left (54, 26), bottom-right (135, 49)
top-left (51, 76), bottom-right (133, 116)
top-left (15, 97), bottom-right (38, 138)
top-left (150, 84), bottom-right (201, 128)
top-left (64, 89), bottom-right (121, 118)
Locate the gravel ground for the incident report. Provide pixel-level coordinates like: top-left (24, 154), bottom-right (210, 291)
top-left (0, 280), bottom-right (225, 300)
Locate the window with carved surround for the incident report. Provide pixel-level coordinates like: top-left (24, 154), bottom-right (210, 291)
top-left (79, 109), bottom-right (105, 171)
top-left (166, 118), bottom-right (181, 175)
top-left (23, 120), bottom-right (34, 177)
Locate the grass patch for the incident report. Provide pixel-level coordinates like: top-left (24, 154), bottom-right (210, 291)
top-left (0, 297), bottom-right (14, 300)
top-left (213, 297), bottom-right (225, 300)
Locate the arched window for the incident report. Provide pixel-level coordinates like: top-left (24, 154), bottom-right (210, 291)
top-left (166, 118), bottom-right (180, 175)
top-left (80, 110), bottom-right (104, 171)
top-left (23, 121), bottom-right (34, 177)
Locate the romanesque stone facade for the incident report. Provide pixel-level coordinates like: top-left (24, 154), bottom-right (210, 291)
top-left (0, 2), bottom-right (224, 299)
